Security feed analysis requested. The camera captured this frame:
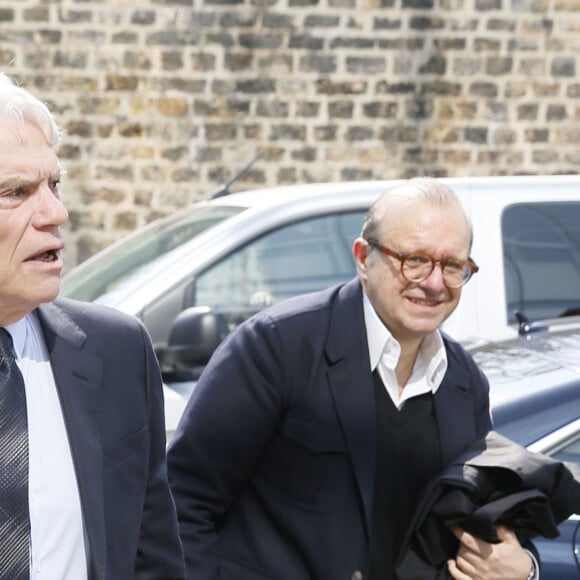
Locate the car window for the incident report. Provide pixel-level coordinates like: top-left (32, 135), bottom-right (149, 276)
top-left (552, 437), bottom-right (580, 463)
top-left (194, 211), bottom-right (365, 330)
top-left (523, 415), bottom-right (580, 466)
top-left (502, 202), bottom-right (580, 324)
top-left (61, 205), bottom-right (242, 302)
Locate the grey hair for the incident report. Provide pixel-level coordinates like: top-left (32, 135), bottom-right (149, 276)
top-left (0, 72), bottom-right (61, 148)
top-left (361, 176), bottom-right (473, 249)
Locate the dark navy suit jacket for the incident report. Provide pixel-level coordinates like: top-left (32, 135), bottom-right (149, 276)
top-left (168, 279), bottom-right (492, 580)
top-left (37, 298), bottom-right (186, 580)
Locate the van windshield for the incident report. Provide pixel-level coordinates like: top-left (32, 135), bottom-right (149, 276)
top-left (502, 202), bottom-right (580, 324)
top-left (60, 205), bottom-right (243, 302)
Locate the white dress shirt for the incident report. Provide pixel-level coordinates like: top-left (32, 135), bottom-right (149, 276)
top-left (362, 292), bottom-right (448, 409)
top-left (5, 314), bottom-right (87, 580)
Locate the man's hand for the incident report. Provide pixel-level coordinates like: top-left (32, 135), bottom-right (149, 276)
top-left (447, 525), bottom-right (534, 580)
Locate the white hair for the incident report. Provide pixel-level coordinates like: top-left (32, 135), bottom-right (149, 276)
top-left (0, 72), bottom-right (61, 148)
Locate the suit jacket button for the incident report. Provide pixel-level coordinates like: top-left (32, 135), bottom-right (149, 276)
top-left (351, 571), bottom-right (363, 580)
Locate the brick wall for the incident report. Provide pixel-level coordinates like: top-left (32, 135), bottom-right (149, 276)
top-left (1, 0), bottom-right (579, 269)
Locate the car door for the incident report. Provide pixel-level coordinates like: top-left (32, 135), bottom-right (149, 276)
top-left (140, 209), bottom-right (366, 344)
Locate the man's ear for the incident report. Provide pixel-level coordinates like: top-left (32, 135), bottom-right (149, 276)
top-left (352, 237), bottom-right (369, 275)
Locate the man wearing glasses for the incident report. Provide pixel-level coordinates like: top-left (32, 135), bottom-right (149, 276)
top-left (168, 177), bottom-right (537, 580)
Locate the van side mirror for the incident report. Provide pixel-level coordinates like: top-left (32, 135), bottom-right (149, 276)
top-left (156, 306), bottom-right (229, 381)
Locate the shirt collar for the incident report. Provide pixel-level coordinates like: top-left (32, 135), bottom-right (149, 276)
top-left (362, 291), bottom-right (448, 393)
top-left (3, 314), bottom-right (31, 359)
top-left (418, 330), bottom-right (448, 392)
top-left (363, 291), bottom-right (398, 371)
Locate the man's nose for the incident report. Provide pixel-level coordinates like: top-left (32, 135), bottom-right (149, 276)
top-left (33, 184), bottom-right (68, 226)
top-left (419, 261), bottom-right (446, 289)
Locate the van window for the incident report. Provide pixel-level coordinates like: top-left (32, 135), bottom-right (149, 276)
top-left (502, 202), bottom-right (580, 324)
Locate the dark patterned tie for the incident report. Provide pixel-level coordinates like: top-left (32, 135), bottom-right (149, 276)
top-left (0, 328), bottom-right (30, 579)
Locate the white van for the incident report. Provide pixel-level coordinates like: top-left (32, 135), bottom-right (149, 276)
top-left (61, 175), bottom-right (580, 434)
top-left (445, 174), bottom-right (580, 342)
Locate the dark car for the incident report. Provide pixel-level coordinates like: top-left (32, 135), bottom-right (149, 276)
top-left (470, 324), bottom-right (580, 578)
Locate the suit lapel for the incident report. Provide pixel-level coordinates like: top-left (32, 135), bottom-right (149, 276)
top-left (326, 281), bottom-right (376, 539)
top-left (37, 302), bottom-right (106, 580)
top-left (327, 354), bottom-right (376, 537)
top-left (434, 363), bottom-right (478, 468)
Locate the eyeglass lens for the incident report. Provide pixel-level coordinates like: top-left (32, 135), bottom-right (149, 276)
top-left (402, 255), bottom-right (470, 287)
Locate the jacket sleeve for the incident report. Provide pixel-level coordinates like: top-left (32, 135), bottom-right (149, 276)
top-left (166, 313), bottom-right (288, 579)
top-left (134, 321), bottom-right (187, 579)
